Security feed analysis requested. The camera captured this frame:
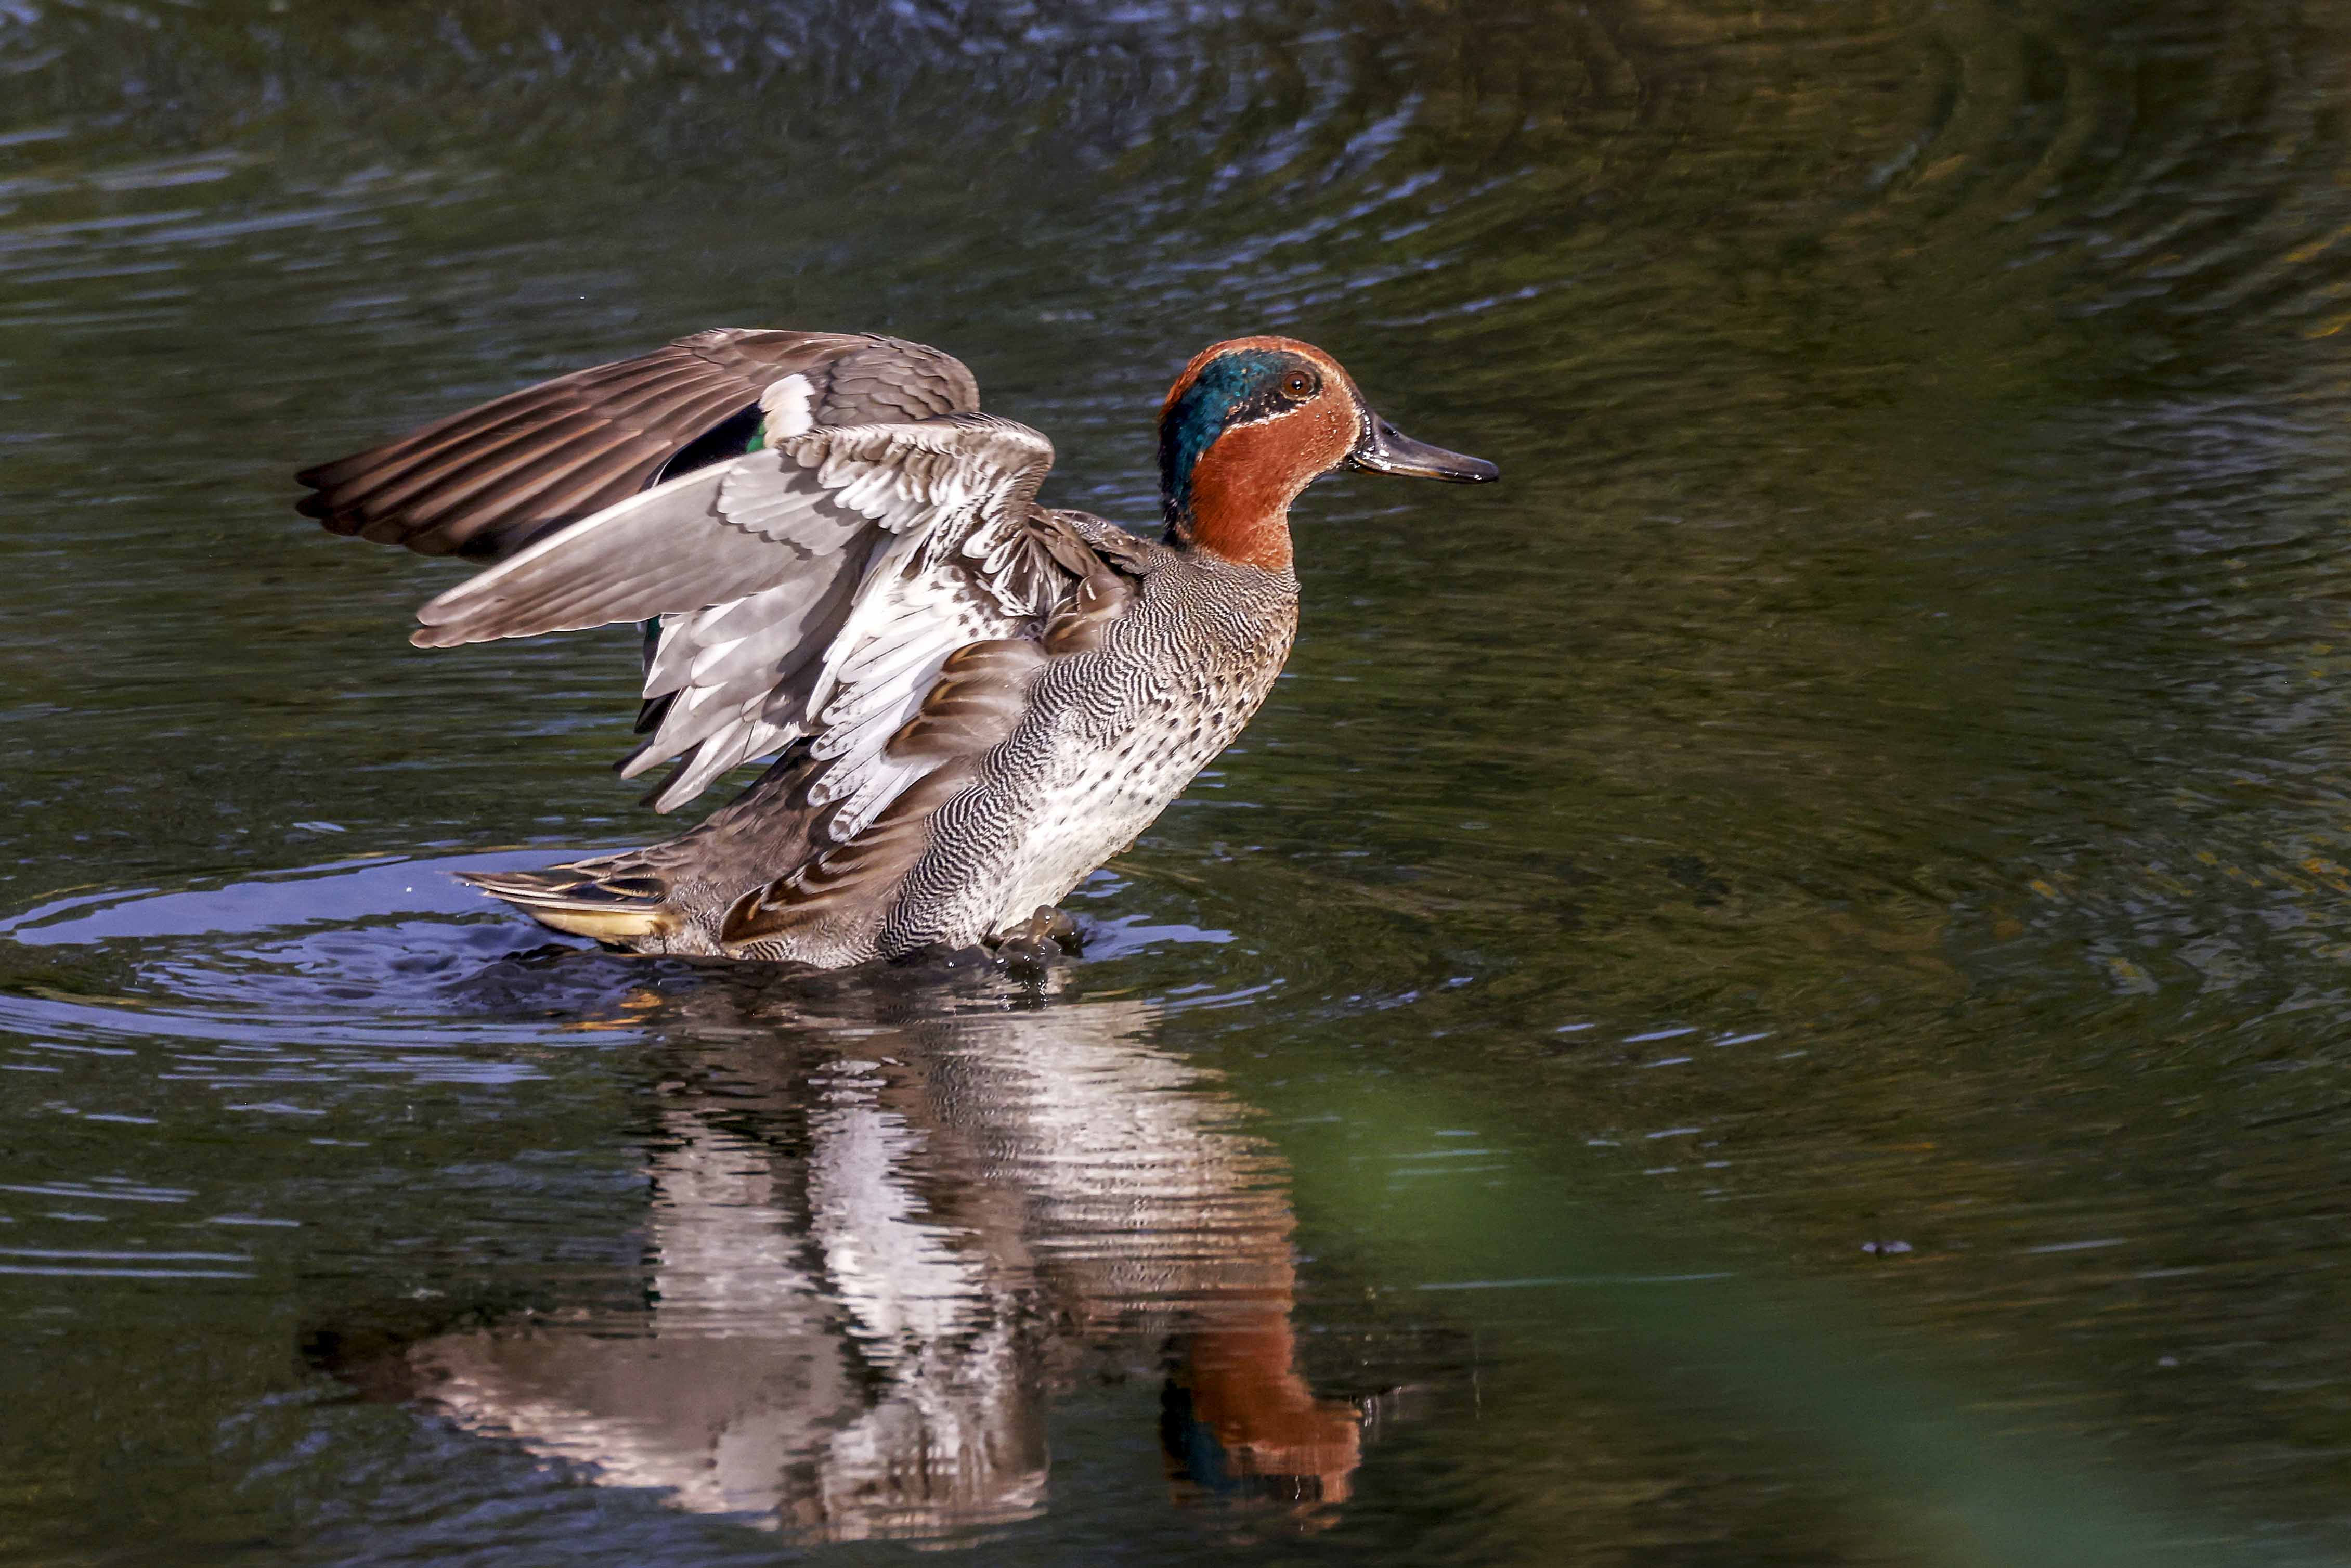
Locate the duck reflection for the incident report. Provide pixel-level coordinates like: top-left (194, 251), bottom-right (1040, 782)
top-left (318, 978), bottom-right (1359, 1538)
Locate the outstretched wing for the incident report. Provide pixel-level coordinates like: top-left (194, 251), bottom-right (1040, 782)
top-left (417, 404), bottom-right (1064, 816)
top-left (295, 329), bottom-right (979, 559)
top-left (298, 330), bottom-right (1074, 819)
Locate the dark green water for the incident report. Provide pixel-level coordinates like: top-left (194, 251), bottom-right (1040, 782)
top-left (7, 0), bottom-right (2351, 1561)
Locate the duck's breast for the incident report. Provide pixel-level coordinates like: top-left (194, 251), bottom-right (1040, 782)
top-left (884, 555), bottom-right (1300, 949)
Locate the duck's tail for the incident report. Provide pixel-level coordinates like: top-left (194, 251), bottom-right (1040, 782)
top-left (456, 863), bottom-right (673, 944)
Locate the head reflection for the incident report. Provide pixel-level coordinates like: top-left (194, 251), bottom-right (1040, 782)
top-left (324, 978), bottom-right (1360, 1538)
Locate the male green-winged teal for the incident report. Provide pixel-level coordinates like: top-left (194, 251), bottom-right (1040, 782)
top-left (296, 331), bottom-right (1497, 967)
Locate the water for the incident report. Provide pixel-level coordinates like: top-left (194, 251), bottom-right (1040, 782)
top-left (7, 0), bottom-right (2351, 1561)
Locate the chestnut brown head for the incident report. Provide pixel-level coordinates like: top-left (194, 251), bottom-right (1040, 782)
top-left (1157, 336), bottom-right (1496, 571)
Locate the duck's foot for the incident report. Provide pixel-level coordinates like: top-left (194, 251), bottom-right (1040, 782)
top-left (990, 905), bottom-right (1084, 975)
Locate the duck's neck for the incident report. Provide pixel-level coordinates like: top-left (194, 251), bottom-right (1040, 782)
top-left (1163, 424), bottom-right (1303, 575)
top-left (1166, 501), bottom-right (1295, 575)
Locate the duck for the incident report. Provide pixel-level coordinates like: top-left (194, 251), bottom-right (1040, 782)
top-left (296, 330), bottom-right (1497, 967)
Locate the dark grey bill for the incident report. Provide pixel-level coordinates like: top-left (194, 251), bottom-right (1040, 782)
top-left (1348, 414), bottom-right (1500, 483)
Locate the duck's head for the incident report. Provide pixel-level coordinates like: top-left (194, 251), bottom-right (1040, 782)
top-left (1158, 336), bottom-right (1498, 573)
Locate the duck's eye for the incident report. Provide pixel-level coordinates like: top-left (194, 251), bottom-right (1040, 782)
top-left (1281, 370), bottom-right (1319, 400)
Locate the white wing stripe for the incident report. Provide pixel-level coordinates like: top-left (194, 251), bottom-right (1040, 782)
top-left (760, 373), bottom-right (815, 438)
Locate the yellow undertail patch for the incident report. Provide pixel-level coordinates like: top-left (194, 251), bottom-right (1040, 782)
top-left (456, 871), bottom-right (670, 942)
top-left (504, 903), bottom-right (667, 941)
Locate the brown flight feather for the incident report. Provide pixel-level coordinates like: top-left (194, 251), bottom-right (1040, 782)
top-left (295, 329), bottom-right (977, 560)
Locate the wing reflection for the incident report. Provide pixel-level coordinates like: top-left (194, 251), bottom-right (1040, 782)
top-left (316, 983), bottom-right (1359, 1538)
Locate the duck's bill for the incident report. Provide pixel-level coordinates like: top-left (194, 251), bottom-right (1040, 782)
top-left (1348, 415), bottom-right (1499, 483)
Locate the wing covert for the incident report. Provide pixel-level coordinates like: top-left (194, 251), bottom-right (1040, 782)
top-left (409, 411), bottom-right (1055, 649)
